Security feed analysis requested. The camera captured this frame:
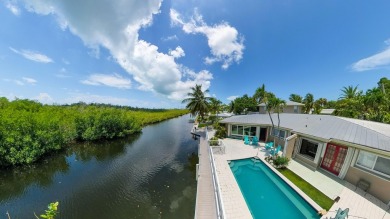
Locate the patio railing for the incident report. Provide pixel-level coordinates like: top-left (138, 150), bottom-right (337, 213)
top-left (206, 129), bottom-right (226, 219)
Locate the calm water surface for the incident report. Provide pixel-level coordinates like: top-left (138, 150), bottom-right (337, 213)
top-left (0, 115), bottom-right (198, 218)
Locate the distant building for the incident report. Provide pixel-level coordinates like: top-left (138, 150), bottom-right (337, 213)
top-left (216, 112), bottom-right (234, 118)
top-left (320, 108), bottom-right (335, 115)
top-left (258, 101), bottom-right (304, 114)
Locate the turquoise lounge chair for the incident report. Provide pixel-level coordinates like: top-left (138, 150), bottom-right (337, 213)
top-left (270, 145), bottom-right (282, 156)
top-left (244, 135), bottom-right (250, 145)
top-left (251, 136), bottom-right (259, 146)
top-left (265, 142), bottom-right (274, 150)
top-left (332, 208), bottom-right (349, 219)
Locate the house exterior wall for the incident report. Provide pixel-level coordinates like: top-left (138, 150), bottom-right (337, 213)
top-left (285, 136), bottom-right (297, 159)
top-left (344, 166), bottom-right (390, 203)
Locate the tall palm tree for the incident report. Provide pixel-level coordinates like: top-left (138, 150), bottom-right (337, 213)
top-left (289, 94), bottom-right (303, 103)
top-left (339, 85), bottom-right (359, 100)
top-left (266, 97), bottom-right (286, 147)
top-left (182, 84), bottom-right (211, 120)
top-left (303, 93), bottom-right (314, 114)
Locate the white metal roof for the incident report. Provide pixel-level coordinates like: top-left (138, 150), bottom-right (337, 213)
top-left (220, 114), bottom-right (390, 152)
top-left (258, 100), bottom-right (304, 106)
top-left (320, 109), bottom-right (335, 115)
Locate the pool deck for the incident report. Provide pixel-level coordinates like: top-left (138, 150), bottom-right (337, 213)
top-left (194, 130), bottom-right (218, 219)
top-left (213, 137), bottom-right (390, 219)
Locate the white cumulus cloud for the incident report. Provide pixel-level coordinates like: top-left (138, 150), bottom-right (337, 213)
top-left (35, 92), bottom-right (53, 104)
top-left (227, 95), bottom-right (238, 101)
top-left (82, 73), bottom-right (131, 89)
top-left (5, 1), bottom-right (21, 16)
top-left (19, 0), bottom-right (212, 100)
top-left (9, 47), bottom-right (53, 63)
top-left (170, 9), bottom-right (244, 69)
top-left (169, 46), bottom-right (185, 58)
top-left (352, 39), bottom-right (390, 72)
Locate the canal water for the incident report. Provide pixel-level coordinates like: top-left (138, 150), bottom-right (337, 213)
top-left (0, 115), bottom-right (198, 218)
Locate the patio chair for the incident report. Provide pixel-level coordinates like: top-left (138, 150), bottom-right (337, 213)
top-left (332, 208), bottom-right (349, 219)
top-left (265, 141), bottom-right (274, 150)
top-left (244, 135), bottom-right (250, 145)
top-left (251, 136), bottom-right (259, 146)
top-left (270, 145), bottom-right (282, 156)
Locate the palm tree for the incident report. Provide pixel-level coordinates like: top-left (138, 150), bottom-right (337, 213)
top-left (209, 97), bottom-right (223, 115)
top-left (253, 84), bottom-right (267, 104)
top-left (182, 84), bottom-right (211, 121)
top-left (266, 97), bottom-right (286, 148)
top-left (303, 93), bottom-right (314, 114)
top-left (289, 94), bottom-right (303, 103)
top-left (339, 85), bottom-right (359, 100)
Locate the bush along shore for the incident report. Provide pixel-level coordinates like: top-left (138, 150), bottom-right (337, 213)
top-left (0, 98), bottom-right (188, 167)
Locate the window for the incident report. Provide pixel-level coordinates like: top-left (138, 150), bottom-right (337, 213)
top-left (299, 139), bottom-right (318, 160)
top-left (231, 125), bottom-right (257, 136)
top-left (356, 151), bottom-right (390, 177)
top-left (231, 125), bottom-right (238, 135)
top-left (271, 128), bottom-right (286, 139)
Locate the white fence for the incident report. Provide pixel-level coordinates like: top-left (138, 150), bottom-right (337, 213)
top-left (206, 128), bottom-right (226, 219)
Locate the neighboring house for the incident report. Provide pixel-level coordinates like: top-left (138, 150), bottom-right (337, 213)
top-left (220, 114), bottom-right (390, 204)
top-left (258, 101), bottom-right (304, 114)
top-left (216, 112), bottom-right (234, 119)
top-left (320, 108), bottom-right (336, 115)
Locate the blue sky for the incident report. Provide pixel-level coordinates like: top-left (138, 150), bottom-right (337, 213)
top-left (1, 0), bottom-right (390, 108)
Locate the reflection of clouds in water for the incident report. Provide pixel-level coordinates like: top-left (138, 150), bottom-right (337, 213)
top-left (169, 161), bottom-right (184, 173)
top-left (169, 186), bottom-right (195, 212)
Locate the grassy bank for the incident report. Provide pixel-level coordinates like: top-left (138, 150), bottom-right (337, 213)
top-left (277, 168), bottom-right (334, 210)
top-left (0, 98), bottom-right (187, 167)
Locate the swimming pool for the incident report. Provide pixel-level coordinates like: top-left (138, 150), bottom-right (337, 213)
top-left (229, 158), bottom-right (319, 219)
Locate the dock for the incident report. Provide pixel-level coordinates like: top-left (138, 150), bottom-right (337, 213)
top-left (194, 129), bottom-right (218, 219)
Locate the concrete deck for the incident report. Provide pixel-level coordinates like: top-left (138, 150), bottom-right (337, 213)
top-left (194, 130), bottom-right (217, 219)
top-left (213, 138), bottom-right (390, 219)
top-left (288, 159), bottom-right (345, 199)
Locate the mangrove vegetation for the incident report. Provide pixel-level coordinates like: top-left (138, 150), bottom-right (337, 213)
top-left (0, 98), bottom-right (187, 167)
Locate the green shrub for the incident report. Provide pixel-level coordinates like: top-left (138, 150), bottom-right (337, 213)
top-left (209, 136), bottom-right (219, 146)
top-left (273, 156), bottom-right (290, 169)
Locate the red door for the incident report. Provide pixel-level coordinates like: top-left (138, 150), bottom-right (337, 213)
top-left (321, 143), bottom-right (348, 175)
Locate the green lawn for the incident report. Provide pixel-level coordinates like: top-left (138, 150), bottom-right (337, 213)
top-left (278, 168), bottom-right (334, 210)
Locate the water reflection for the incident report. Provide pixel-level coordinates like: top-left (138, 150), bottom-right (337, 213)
top-left (67, 134), bottom-right (140, 162)
top-left (0, 115), bottom-right (198, 219)
top-left (0, 155), bottom-right (69, 202)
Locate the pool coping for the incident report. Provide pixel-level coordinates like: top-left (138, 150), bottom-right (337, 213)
top-left (230, 156), bottom-right (324, 216)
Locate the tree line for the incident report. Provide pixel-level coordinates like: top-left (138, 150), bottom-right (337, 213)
top-left (182, 77), bottom-right (390, 124)
top-left (0, 98), bottom-right (187, 167)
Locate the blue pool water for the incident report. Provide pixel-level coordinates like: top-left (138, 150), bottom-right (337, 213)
top-left (229, 158), bottom-right (319, 219)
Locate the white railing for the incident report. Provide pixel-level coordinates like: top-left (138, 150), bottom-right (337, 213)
top-left (206, 128), bottom-right (226, 219)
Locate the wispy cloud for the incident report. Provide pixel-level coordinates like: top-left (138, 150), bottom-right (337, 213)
top-left (171, 9), bottom-right (244, 69)
top-left (4, 77), bottom-right (37, 86)
top-left (81, 73), bottom-right (132, 89)
top-left (5, 1), bottom-right (21, 16)
top-left (9, 47), bottom-right (53, 63)
top-left (162, 35), bottom-right (178, 41)
top-left (352, 39), bottom-right (390, 72)
top-left (22, 77), bottom-right (37, 85)
top-left (227, 95), bottom-right (238, 101)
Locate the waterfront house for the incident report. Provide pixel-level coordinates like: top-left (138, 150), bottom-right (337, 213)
top-left (220, 113), bottom-right (390, 204)
top-left (258, 101), bottom-right (304, 114)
